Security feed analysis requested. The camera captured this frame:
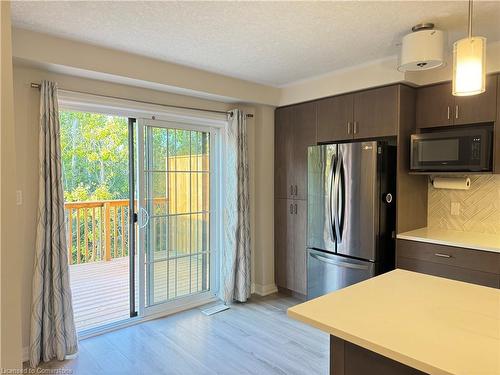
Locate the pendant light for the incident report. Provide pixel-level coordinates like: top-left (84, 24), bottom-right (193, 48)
top-left (452, 0), bottom-right (486, 96)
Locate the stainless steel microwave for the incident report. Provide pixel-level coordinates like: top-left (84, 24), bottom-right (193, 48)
top-left (410, 127), bottom-right (493, 172)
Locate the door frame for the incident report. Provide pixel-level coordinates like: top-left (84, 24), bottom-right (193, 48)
top-left (58, 92), bottom-right (228, 331)
top-left (136, 117), bottom-right (221, 318)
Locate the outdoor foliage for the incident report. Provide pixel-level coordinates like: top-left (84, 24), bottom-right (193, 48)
top-left (60, 111), bottom-right (210, 265)
top-left (60, 111), bottom-right (129, 202)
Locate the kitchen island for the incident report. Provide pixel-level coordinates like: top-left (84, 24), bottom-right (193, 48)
top-left (287, 269), bottom-right (500, 375)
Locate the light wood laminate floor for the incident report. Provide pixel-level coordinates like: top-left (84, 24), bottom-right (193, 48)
top-left (34, 293), bottom-right (329, 375)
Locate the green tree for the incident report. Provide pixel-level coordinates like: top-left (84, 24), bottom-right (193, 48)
top-left (60, 111), bottom-right (129, 201)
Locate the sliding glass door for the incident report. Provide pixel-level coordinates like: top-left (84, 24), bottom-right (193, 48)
top-left (136, 119), bottom-right (216, 315)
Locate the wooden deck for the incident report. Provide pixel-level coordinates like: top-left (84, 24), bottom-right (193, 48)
top-left (69, 255), bottom-right (210, 332)
top-left (69, 257), bottom-right (131, 332)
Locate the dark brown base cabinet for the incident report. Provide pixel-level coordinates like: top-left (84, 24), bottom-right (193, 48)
top-left (330, 336), bottom-right (426, 375)
top-left (396, 239), bottom-right (500, 288)
top-left (274, 199), bottom-right (307, 296)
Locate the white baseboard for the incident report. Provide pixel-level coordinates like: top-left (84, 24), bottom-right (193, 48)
top-left (252, 282), bottom-right (278, 296)
top-left (22, 346), bottom-right (28, 363)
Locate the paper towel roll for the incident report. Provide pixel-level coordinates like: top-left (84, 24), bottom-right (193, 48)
top-left (432, 177), bottom-right (471, 190)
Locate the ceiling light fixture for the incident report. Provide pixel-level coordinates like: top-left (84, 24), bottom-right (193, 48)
top-left (398, 23), bottom-right (444, 72)
top-left (452, 0), bottom-right (486, 96)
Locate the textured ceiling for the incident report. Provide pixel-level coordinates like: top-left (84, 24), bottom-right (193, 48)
top-left (11, 1), bottom-right (500, 87)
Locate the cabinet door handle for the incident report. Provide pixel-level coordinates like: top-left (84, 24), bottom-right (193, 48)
top-left (290, 185), bottom-right (294, 196)
top-left (455, 105), bottom-right (459, 119)
top-left (294, 185), bottom-right (298, 196)
top-left (347, 122), bottom-right (351, 135)
top-left (294, 203), bottom-right (297, 215)
top-left (290, 204), bottom-right (294, 214)
top-left (353, 121), bottom-right (358, 135)
top-left (447, 106), bottom-right (450, 120)
top-left (435, 253), bottom-right (452, 258)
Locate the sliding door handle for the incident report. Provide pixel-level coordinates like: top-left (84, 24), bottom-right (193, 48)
top-left (138, 207), bottom-right (149, 229)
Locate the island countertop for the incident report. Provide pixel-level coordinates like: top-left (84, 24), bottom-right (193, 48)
top-left (397, 227), bottom-right (500, 254)
top-left (287, 269), bottom-right (500, 375)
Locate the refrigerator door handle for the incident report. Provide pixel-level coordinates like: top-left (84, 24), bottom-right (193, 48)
top-left (310, 252), bottom-right (370, 270)
top-left (333, 151), bottom-right (342, 242)
top-left (337, 154), bottom-right (345, 241)
top-left (329, 154), bottom-right (337, 242)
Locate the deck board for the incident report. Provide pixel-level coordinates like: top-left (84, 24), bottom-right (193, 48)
top-left (69, 255), bottom-right (210, 332)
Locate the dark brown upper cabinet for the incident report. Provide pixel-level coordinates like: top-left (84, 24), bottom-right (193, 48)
top-left (317, 94), bottom-right (354, 143)
top-left (353, 85), bottom-right (399, 139)
top-left (275, 107), bottom-right (294, 199)
top-left (292, 102), bottom-right (317, 200)
top-left (416, 75), bottom-right (498, 129)
top-left (454, 75), bottom-right (498, 125)
top-left (316, 86), bottom-right (398, 143)
top-left (416, 82), bottom-right (454, 128)
top-left (274, 103), bottom-right (316, 200)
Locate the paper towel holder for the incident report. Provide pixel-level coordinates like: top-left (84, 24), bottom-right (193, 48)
top-left (429, 176), bottom-right (471, 190)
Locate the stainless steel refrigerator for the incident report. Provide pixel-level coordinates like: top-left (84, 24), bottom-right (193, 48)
top-left (307, 141), bottom-right (396, 300)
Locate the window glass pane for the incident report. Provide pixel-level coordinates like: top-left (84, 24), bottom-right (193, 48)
top-left (144, 125), bottom-right (211, 306)
top-left (150, 127), bottom-right (169, 171)
top-left (190, 173), bottom-right (210, 212)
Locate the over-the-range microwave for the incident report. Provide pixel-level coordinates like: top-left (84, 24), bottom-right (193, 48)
top-left (410, 126), bottom-right (493, 172)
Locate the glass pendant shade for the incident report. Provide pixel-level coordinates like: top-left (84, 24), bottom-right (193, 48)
top-left (452, 36), bottom-right (486, 96)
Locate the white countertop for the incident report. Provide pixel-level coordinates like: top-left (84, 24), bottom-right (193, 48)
top-left (288, 269), bottom-right (500, 375)
top-left (397, 227), bottom-right (500, 254)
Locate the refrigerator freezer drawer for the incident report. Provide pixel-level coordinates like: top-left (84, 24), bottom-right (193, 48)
top-left (307, 249), bottom-right (376, 300)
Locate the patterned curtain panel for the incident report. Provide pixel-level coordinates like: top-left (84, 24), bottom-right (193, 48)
top-left (220, 109), bottom-right (251, 304)
top-left (30, 81), bottom-right (78, 368)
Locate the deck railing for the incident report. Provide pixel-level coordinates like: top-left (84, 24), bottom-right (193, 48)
top-left (65, 199), bottom-right (131, 265)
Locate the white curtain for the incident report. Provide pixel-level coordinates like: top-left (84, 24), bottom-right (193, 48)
top-left (220, 109), bottom-right (251, 304)
top-left (30, 81), bottom-right (78, 367)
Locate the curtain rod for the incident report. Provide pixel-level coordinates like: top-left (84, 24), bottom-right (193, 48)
top-left (30, 82), bottom-right (253, 118)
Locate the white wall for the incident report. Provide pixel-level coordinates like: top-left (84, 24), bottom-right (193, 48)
top-left (12, 28), bottom-right (500, 110)
top-left (0, 1), bottom-right (22, 369)
top-left (252, 105), bottom-right (276, 295)
top-left (12, 28), bottom-right (281, 106)
top-left (279, 56), bottom-right (406, 105)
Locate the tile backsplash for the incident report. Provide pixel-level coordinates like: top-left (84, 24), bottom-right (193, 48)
top-left (428, 175), bottom-right (500, 234)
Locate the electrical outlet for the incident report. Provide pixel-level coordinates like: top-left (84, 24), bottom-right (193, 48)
top-left (451, 202), bottom-right (460, 216)
top-left (16, 190), bottom-right (23, 206)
